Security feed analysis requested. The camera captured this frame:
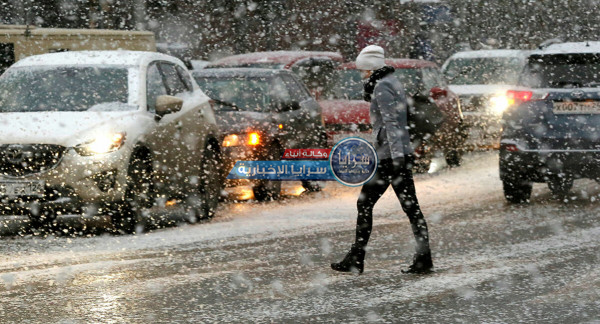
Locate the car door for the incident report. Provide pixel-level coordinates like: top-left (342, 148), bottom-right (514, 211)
top-left (157, 62), bottom-right (209, 188)
top-left (144, 61), bottom-right (205, 197)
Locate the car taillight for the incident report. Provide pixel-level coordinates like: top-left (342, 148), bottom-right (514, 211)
top-left (506, 90), bottom-right (533, 106)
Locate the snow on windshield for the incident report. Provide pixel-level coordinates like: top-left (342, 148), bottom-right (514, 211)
top-left (0, 66), bottom-right (130, 112)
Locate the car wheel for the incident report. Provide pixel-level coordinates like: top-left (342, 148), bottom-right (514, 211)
top-left (547, 174), bottom-right (573, 197)
top-left (445, 149), bottom-right (463, 167)
top-left (112, 150), bottom-right (153, 234)
top-left (502, 178), bottom-right (532, 203)
top-left (253, 144), bottom-right (282, 201)
top-left (195, 143), bottom-right (222, 220)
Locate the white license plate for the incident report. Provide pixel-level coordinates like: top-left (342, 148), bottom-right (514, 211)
top-left (553, 101), bottom-right (600, 114)
top-left (0, 181), bottom-right (45, 197)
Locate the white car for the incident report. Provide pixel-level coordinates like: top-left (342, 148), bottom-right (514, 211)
top-left (0, 51), bottom-right (222, 233)
top-left (442, 49), bottom-right (529, 144)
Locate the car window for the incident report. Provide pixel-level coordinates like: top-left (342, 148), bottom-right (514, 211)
top-left (281, 74), bottom-right (311, 101)
top-left (421, 68), bottom-right (446, 90)
top-left (270, 76), bottom-right (292, 104)
top-left (395, 69), bottom-right (424, 96)
top-left (327, 69), bottom-right (364, 100)
top-left (520, 54), bottom-right (600, 88)
top-left (0, 66), bottom-right (130, 112)
top-left (443, 57), bottom-right (523, 85)
top-left (292, 59), bottom-right (338, 93)
top-left (194, 76), bottom-right (272, 112)
top-left (146, 63), bottom-right (167, 113)
top-left (175, 65), bottom-right (194, 91)
top-left (160, 62), bottom-right (188, 96)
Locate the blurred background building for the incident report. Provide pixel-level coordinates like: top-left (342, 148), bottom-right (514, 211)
top-left (1, 0), bottom-right (600, 63)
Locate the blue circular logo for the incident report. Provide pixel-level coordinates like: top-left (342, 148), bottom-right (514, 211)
top-left (329, 137), bottom-right (378, 187)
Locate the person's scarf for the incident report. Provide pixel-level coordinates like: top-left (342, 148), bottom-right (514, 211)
top-left (363, 66), bottom-right (395, 102)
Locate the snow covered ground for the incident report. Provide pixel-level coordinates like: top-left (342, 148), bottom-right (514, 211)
top-left (1, 151), bottom-right (599, 323)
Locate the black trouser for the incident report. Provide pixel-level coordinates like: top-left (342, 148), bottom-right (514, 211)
top-left (354, 157), bottom-right (431, 254)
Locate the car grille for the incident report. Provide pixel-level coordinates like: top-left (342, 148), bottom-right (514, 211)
top-left (459, 95), bottom-right (489, 112)
top-left (0, 144), bottom-right (66, 177)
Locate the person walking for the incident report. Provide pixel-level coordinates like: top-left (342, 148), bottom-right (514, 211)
top-left (331, 45), bottom-right (433, 274)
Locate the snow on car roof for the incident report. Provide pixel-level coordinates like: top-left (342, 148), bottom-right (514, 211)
top-left (208, 51), bottom-right (344, 68)
top-left (533, 41), bottom-right (600, 55)
top-left (340, 58), bottom-right (438, 70)
top-left (12, 50), bottom-right (179, 68)
top-left (448, 49), bottom-right (528, 59)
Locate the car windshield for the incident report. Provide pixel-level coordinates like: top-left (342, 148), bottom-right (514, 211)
top-left (327, 68), bottom-right (424, 100)
top-left (444, 57), bottom-right (523, 85)
top-left (520, 53), bottom-right (600, 88)
top-left (195, 76), bottom-right (281, 112)
top-left (0, 66), bottom-right (130, 112)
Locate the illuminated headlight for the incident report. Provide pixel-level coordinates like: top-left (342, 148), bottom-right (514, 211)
top-left (75, 132), bottom-right (126, 155)
top-left (223, 132), bottom-right (261, 147)
top-left (489, 95), bottom-right (509, 115)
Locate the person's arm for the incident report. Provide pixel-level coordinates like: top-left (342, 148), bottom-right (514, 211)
top-left (374, 82), bottom-right (410, 161)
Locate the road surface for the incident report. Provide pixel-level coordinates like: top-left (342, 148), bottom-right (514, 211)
top-left (1, 152), bottom-right (599, 323)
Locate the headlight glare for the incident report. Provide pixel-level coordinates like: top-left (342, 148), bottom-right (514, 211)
top-left (223, 134), bottom-right (241, 147)
top-left (489, 95), bottom-right (509, 115)
top-left (75, 132), bottom-right (126, 155)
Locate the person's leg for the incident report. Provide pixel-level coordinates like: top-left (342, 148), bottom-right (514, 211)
top-left (331, 159), bottom-right (393, 273)
top-left (390, 158), bottom-right (433, 273)
top-left (354, 159), bottom-right (393, 249)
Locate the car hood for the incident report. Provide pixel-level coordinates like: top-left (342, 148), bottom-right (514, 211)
top-left (215, 111), bottom-right (273, 134)
top-left (319, 99), bottom-right (370, 125)
top-left (0, 111), bottom-right (141, 146)
top-left (448, 84), bottom-right (514, 96)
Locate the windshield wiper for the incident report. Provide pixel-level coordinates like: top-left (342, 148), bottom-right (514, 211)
top-left (211, 98), bottom-right (240, 111)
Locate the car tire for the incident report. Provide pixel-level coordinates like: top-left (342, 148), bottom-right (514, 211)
top-left (502, 178), bottom-right (532, 203)
top-left (547, 175), bottom-right (573, 197)
top-left (112, 150), bottom-right (153, 234)
top-left (253, 144), bottom-right (282, 201)
top-left (445, 149), bottom-right (463, 167)
top-left (195, 143), bottom-right (222, 220)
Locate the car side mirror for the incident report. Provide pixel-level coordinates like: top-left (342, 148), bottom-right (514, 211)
top-left (275, 101), bottom-right (301, 112)
top-left (429, 87), bottom-right (448, 100)
top-left (155, 95), bottom-right (183, 117)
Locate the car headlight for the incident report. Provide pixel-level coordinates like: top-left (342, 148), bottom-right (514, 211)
top-left (75, 132), bottom-right (126, 155)
top-left (223, 132), bottom-right (261, 147)
top-left (489, 95), bottom-right (509, 115)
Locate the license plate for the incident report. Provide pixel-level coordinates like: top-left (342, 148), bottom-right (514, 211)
top-left (0, 181), bottom-right (45, 197)
top-left (553, 101), bottom-right (600, 114)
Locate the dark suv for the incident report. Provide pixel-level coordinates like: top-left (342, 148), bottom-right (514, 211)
top-left (500, 41), bottom-right (600, 202)
top-left (193, 68), bottom-right (327, 200)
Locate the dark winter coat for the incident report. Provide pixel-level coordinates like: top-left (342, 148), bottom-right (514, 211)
top-left (369, 74), bottom-right (413, 160)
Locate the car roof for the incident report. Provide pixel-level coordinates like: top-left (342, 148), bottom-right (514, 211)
top-left (208, 51), bottom-right (344, 68)
top-left (448, 49), bottom-right (528, 59)
top-left (532, 41), bottom-right (600, 55)
top-left (12, 50), bottom-right (181, 68)
top-left (340, 58), bottom-right (438, 70)
top-left (192, 67), bottom-right (291, 78)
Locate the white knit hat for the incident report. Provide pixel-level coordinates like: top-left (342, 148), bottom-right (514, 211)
top-left (355, 45), bottom-right (385, 70)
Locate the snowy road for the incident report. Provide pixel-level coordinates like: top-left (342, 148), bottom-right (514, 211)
top-left (1, 152), bottom-right (600, 323)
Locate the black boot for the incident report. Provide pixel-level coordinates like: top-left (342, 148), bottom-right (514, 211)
top-left (331, 244), bottom-right (365, 274)
top-left (402, 251), bottom-right (433, 274)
